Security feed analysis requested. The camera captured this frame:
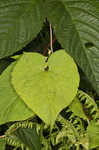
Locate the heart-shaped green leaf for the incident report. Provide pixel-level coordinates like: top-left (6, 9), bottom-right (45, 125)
top-left (11, 50), bottom-right (79, 125)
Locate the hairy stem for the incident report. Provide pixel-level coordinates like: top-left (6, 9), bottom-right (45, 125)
top-left (43, 37), bottom-right (56, 56)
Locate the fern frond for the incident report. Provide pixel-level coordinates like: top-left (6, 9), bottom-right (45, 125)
top-left (6, 121), bottom-right (35, 136)
top-left (61, 107), bottom-right (84, 133)
top-left (77, 90), bottom-right (99, 121)
top-left (5, 134), bottom-right (22, 147)
top-left (5, 121), bottom-right (36, 150)
top-left (56, 115), bottom-right (79, 144)
top-left (55, 115), bottom-right (89, 150)
top-left (14, 121), bottom-right (34, 129)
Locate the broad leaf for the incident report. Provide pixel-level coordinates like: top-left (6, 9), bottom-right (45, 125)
top-left (14, 127), bottom-right (41, 150)
top-left (0, 62), bottom-right (34, 125)
top-left (45, 0), bottom-right (99, 95)
top-left (0, 139), bottom-right (6, 150)
top-left (87, 121), bottom-right (99, 149)
top-left (11, 50), bottom-right (79, 125)
top-left (0, 0), bottom-right (44, 59)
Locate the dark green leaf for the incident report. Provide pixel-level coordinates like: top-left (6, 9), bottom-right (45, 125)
top-left (0, 0), bottom-right (45, 59)
top-left (14, 127), bottom-right (41, 150)
top-left (45, 0), bottom-right (99, 95)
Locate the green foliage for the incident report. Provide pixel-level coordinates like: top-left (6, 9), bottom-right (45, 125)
top-left (0, 0), bottom-right (99, 149)
top-left (56, 115), bottom-right (89, 150)
top-left (0, 0), bottom-right (99, 95)
top-left (2, 122), bottom-right (35, 150)
top-left (0, 62), bottom-right (34, 125)
top-left (5, 121), bottom-right (40, 150)
top-left (1, 90), bottom-right (99, 150)
top-left (87, 120), bottom-right (99, 149)
top-left (77, 90), bottom-right (99, 121)
top-left (59, 90), bottom-right (99, 149)
top-left (45, 0), bottom-right (99, 95)
top-left (0, 0), bottom-right (45, 59)
top-left (11, 50), bottom-right (79, 125)
top-left (14, 127), bottom-right (41, 150)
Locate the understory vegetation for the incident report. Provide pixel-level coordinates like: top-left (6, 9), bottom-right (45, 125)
top-left (0, 0), bottom-right (99, 150)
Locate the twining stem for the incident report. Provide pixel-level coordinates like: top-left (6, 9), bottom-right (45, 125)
top-left (50, 24), bottom-right (53, 53)
top-left (44, 23), bottom-right (53, 70)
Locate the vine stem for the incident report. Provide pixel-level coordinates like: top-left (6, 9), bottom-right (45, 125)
top-left (43, 23), bottom-right (55, 56)
top-left (43, 37), bottom-right (56, 56)
top-left (50, 24), bottom-right (53, 53)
